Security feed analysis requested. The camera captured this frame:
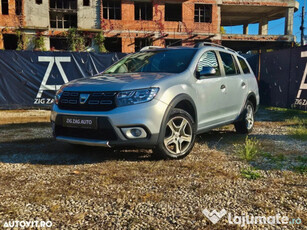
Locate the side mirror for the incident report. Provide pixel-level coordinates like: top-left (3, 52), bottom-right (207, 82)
top-left (196, 67), bottom-right (216, 79)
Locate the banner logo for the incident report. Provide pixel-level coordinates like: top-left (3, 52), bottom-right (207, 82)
top-left (297, 51), bottom-right (307, 98)
top-left (36, 56), bottom-right (71, 98)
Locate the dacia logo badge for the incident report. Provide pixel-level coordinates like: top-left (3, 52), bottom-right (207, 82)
top-left (79, 93), bottom-right (90, 104)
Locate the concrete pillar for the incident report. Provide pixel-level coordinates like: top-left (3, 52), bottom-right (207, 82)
top-left (122, 37), bottom-right (134, 53)
top-left (258, 18), bottom-right (268, 35)
top-left (0, 33), bottom-right (3, 49)
top-left (284, 8), bottom-right (294, 35)
top-left (153, 38), bottom-right (165, 48)
top-left (44, 37), bottom-right (50, 51)
top-left (243, 24), bottom-right (249, 35)
top-left (217, 5), bottom-right (221, 34)
top-left (122, 0), bottom-right (134, 21)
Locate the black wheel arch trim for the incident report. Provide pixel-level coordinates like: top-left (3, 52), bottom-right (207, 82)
top-left (235, 92), bottom-right (258, 122)
top-left (157, 94), bottom-right (198, 142)
top-left (246, 92), bottom-right (258, 112)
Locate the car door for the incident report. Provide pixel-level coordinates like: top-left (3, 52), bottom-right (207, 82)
top-left (218, 51), bottom-right (248, 120)
top-left (193, 50), bottom-right (229, 130)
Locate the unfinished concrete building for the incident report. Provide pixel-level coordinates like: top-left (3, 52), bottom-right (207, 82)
top-left (0, 0), bottom-right (299, 52)
top-left (0, 0), bottom-right (100, 50)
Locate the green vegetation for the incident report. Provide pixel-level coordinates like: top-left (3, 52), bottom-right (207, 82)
top-left (234, 136), bottom-right (261, 161)
top-left (220, 26), bottom-right (226, 35)
top-left (34, 34), bottom-right (46, 51)
top-left (16, 29), bottom-right (25, 50)
top-left (292, 164), bottom-right (307, 174)
top-left (286, 117), bottom-right (307, 141)
top-left (67, 28), bottom-right (85, 52)
top-left (241, 167), bottom-right (261, 180)
top-left (266, 106), bottom-right (307, 116)
top-left (266, 106), bottom-right (307, 113)
top-left (288, 125), bottom-right (307, 141)
top-left (285, 116), bottom-right (307, 125)
top-left (95, 31), bottom-right (107, 53)
top-left (292, 156), bottom-right (307, 174)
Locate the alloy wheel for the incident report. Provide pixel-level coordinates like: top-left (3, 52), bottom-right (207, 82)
top-left (163, 116), bottom-right (193, 155)
top-left (246, 104), bottom-right (254, 130)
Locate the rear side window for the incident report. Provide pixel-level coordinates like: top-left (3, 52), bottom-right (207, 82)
top-left (197, 51), bottom-right (220, 76)
top-left (238, 57), bottom-right (251, 74)
top-left (219, 52), bottom-right (239, 75)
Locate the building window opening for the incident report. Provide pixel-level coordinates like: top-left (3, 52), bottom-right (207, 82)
top-left (103, 0), bottom-right (121, 20)
top-left (165, 3), bottom-right (182, 21)
top-left (105, 37), bottom-right (122, 52)
top-left (15, 0), bottom-right (22, 15)
top-left (50, 12), bottom-right (77, 28)
top-left (165, 39), bottom-right (182, 47)
top-left (36, 0), bottom-right (42, 4)
top-left (50, 37), bottom-right (69, 51)
top-left (50, 0), bottom-right (77, 10)
top-left (83, 0), bottom-right (90, 6)
top-left (135, 37), bottom-right (153, 52)
top-left (135, 2), bottom-right (152, 21)
top-left (3, 34), bottom-right (18, 50)
top-left (194, 4), bottom-right (212, 23)
top-left (1, 0), bottom-right (9, 15)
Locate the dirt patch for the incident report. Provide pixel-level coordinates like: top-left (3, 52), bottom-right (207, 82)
top-left (0, 110), bottom-right (50, 125)
top-left (0, 108), bottom-right (306, 229)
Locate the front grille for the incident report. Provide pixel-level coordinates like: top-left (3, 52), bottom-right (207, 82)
top-left (58, 91), bottom-right (117, 111)
top-left (55, 116), bottom-right (118, 141)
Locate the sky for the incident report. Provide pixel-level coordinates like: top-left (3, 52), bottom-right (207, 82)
top-left (224, 0), bottom-right (307, 42)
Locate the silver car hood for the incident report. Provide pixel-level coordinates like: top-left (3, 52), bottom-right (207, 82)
top-left (62, 73), bottom-right (174, 91)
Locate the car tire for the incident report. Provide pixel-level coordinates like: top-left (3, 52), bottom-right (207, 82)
top-left (154, 108), bottom-right (196, 159)
top-left (234, 101), bottom-right (255, 134)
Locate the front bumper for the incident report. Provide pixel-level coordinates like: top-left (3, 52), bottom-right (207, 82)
top-left (51, 99), bottom-right (168, 148)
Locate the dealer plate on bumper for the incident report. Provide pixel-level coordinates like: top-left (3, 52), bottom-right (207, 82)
top-left (62, 116), bottom-right (98, 129)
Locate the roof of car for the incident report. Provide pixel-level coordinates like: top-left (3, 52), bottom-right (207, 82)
top-left (140, 42), bottom-right (244, 58)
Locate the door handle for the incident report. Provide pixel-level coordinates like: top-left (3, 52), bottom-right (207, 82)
top-left (220, 84), bottom-right (226, 90)
top-left (241, 82), bottom-right (246, 88)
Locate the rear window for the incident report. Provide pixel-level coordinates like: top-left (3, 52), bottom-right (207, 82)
top-left (238, 57), bottom-right (251, 74)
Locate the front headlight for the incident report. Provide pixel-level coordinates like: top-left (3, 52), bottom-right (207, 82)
top-left (116, 88), bottom-right (159, 106)
top-left (54, 87), bottom-right (64, 105)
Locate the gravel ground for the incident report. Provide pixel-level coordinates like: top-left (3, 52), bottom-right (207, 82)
top-left (0, 108), bottom-right (306, 229)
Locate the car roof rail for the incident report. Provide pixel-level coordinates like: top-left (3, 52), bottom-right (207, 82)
top-left (194, 42), bottom-right (237, 53)
top-left (140, 46), bottom-right (163, 51)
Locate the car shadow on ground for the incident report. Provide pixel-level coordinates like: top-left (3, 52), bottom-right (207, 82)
top-left (0, 122), bottom-right (305, 168)
top-left (0, 137), bottom-right (158, 165)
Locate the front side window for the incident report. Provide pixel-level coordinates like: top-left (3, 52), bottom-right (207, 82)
top-left (219, 52), bottom-right (239, 75)
top-left (135, 2), bottom-right (152, 20)
top-left (103, 0), bottom-right (121, 20)
top-left (194, 4), bottom-right (212, 23)
top-left (104, 49), bottom-right (197, 74)
top-left (238, 57), bottom-right (251, 74)
top-left (197, 51), bottom-right (220, 76)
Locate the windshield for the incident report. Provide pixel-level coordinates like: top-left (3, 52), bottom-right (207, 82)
top-left (104, 49), bottom-right (197, 74)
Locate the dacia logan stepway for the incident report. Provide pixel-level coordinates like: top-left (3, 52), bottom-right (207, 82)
top-left (51, 42), bottom-right (259, 159)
